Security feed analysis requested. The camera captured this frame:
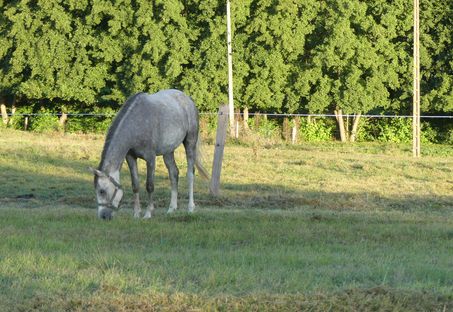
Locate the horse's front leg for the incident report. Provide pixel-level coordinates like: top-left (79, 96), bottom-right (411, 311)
top-left (126, 153), bottom-right (141, 218)
top-left (163, 152), bottom-right (179, 213)
top-left (144, 156), bottom-right (156, 219)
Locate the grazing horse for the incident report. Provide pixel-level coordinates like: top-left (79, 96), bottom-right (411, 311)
top-left (89, 89), bottom-right (208, 220)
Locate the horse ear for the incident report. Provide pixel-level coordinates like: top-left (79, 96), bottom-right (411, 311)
top-left (88, 167), bottom-right (106, 177)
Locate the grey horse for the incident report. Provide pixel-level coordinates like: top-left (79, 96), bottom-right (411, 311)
top-left (89, 89), bottom-right (209, 220)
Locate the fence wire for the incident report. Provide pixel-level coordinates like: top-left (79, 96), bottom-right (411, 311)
top-left (5, 112), bottom-right (453, 119)
top-left (3, 110), bottom-right (453, 145)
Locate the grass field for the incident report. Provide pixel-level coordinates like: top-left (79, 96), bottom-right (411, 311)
top-left (0, 128), bottom-right (452, 311)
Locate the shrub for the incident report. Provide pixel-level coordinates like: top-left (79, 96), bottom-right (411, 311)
top-left (355, 118), bottom-right (373, 142)
top-left (420, 122), bottom-right (438, 144)
top-left (441, 128), bottom-right (453, 144)
top-left (8, 107), bottom-right (33, 130)
top-left (299, 118), bottom-right (334, 142)
top-left (356, 118), bottom-right (441, 144)
top-left (65, 107), bottom-right (115, 134)
top-left (29, 108), bottom-right (61, 133)
top-left (199, 114), bottom-right (218, 143)
top-left (248, 115), bottom-right (281, 140)
top-left (423, 121), bottom-right (453, 144)
top-left (376, 118), bottom-right (412, 143)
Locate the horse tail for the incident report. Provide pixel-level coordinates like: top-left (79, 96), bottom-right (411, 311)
top-left (195, 136), bottom-right (210, 180)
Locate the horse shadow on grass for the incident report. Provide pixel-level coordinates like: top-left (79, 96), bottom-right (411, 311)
top-left (0, 153), bottom-right (452, 214)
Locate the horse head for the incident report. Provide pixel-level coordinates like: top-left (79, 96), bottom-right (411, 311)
top-left (89, 167), bottom-right (124, 220)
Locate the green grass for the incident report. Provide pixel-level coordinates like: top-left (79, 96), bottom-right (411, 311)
top-left (0, 128), bottom-right (452, 311)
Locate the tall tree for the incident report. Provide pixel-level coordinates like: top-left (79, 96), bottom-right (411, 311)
top-left (180, 0), bottom-right (229, 111)
top-left (299, 0), bottom-right (412, 140)
top-left (1, 0), bottom-right (452, 126)
top-left (420, 0), bottom-right (453, 113)
top-left (0, 0), bottom-right (130, 109)
top-left (238, 0), bottom-right (319, 113)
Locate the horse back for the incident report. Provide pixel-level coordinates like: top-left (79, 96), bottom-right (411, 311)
top-left (121, 90), bottom-right (198, 156)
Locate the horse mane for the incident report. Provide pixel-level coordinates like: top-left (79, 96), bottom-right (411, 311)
top-left (99, 92), bottom-right (145, 169)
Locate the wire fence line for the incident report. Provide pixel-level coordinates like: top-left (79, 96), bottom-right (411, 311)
top-left (220, 113), bottom-right (453, 119)
top-left (3, 109), bottom-right (453, 146)
top-left (5, 112), bottom-right (453, 119)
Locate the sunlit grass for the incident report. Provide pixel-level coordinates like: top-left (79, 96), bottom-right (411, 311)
top-left (0, 128), bottom-right (452, 311)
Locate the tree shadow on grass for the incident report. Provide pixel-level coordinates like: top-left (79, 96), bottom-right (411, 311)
top-left (201, 182), bottom-right (453, 214)
top-left (0, 154), bottom-right (452, 215)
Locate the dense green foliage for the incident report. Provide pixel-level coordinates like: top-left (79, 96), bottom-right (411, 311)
top-left (0, 0), bottom-right (452, 116)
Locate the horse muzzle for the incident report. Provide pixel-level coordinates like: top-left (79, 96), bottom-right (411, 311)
top-left (98, 207), bottom-right (113, 220)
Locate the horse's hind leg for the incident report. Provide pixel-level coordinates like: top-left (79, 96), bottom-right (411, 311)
top-left (144, 156), bottom-right (156, 219)
top-left (184, 139), bottom-right (196, 212)
top-left (163, 152), bottom-right (179, 214)
top-left (126, 153), bottom-right (141, 218)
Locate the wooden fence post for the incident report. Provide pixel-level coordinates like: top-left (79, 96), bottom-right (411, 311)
top-left (291, 125), bottom-right (297, 145)
top-left (335, 109), bottom-right (347, 142)
top-left (1, 103), bottom-right (8, 125)
top-left (350, 113), bottom-right (362, 142)
top-left (292, 117), bottom-right (300, 144)
top-left (243, 107), bottom-right (249, 130)
top-left (283, 117), bottom-right (295, 143)
top-left (234, 108), bottom-right (241, 139)
top-left (210, 105), bottom-right (229, 196)
top-left (59, 112), bottom-right (68, 131)
top-left (254, 112), bottom-right (261, 129)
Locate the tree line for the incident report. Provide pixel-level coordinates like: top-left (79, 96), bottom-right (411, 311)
top-left (1, 0), bottom-right (452, 137)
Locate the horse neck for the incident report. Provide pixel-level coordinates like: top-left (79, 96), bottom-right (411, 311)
top-left (98, 93), bottom-right (143, 181)
top-left (99, 141), bottom-right (128, 181)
